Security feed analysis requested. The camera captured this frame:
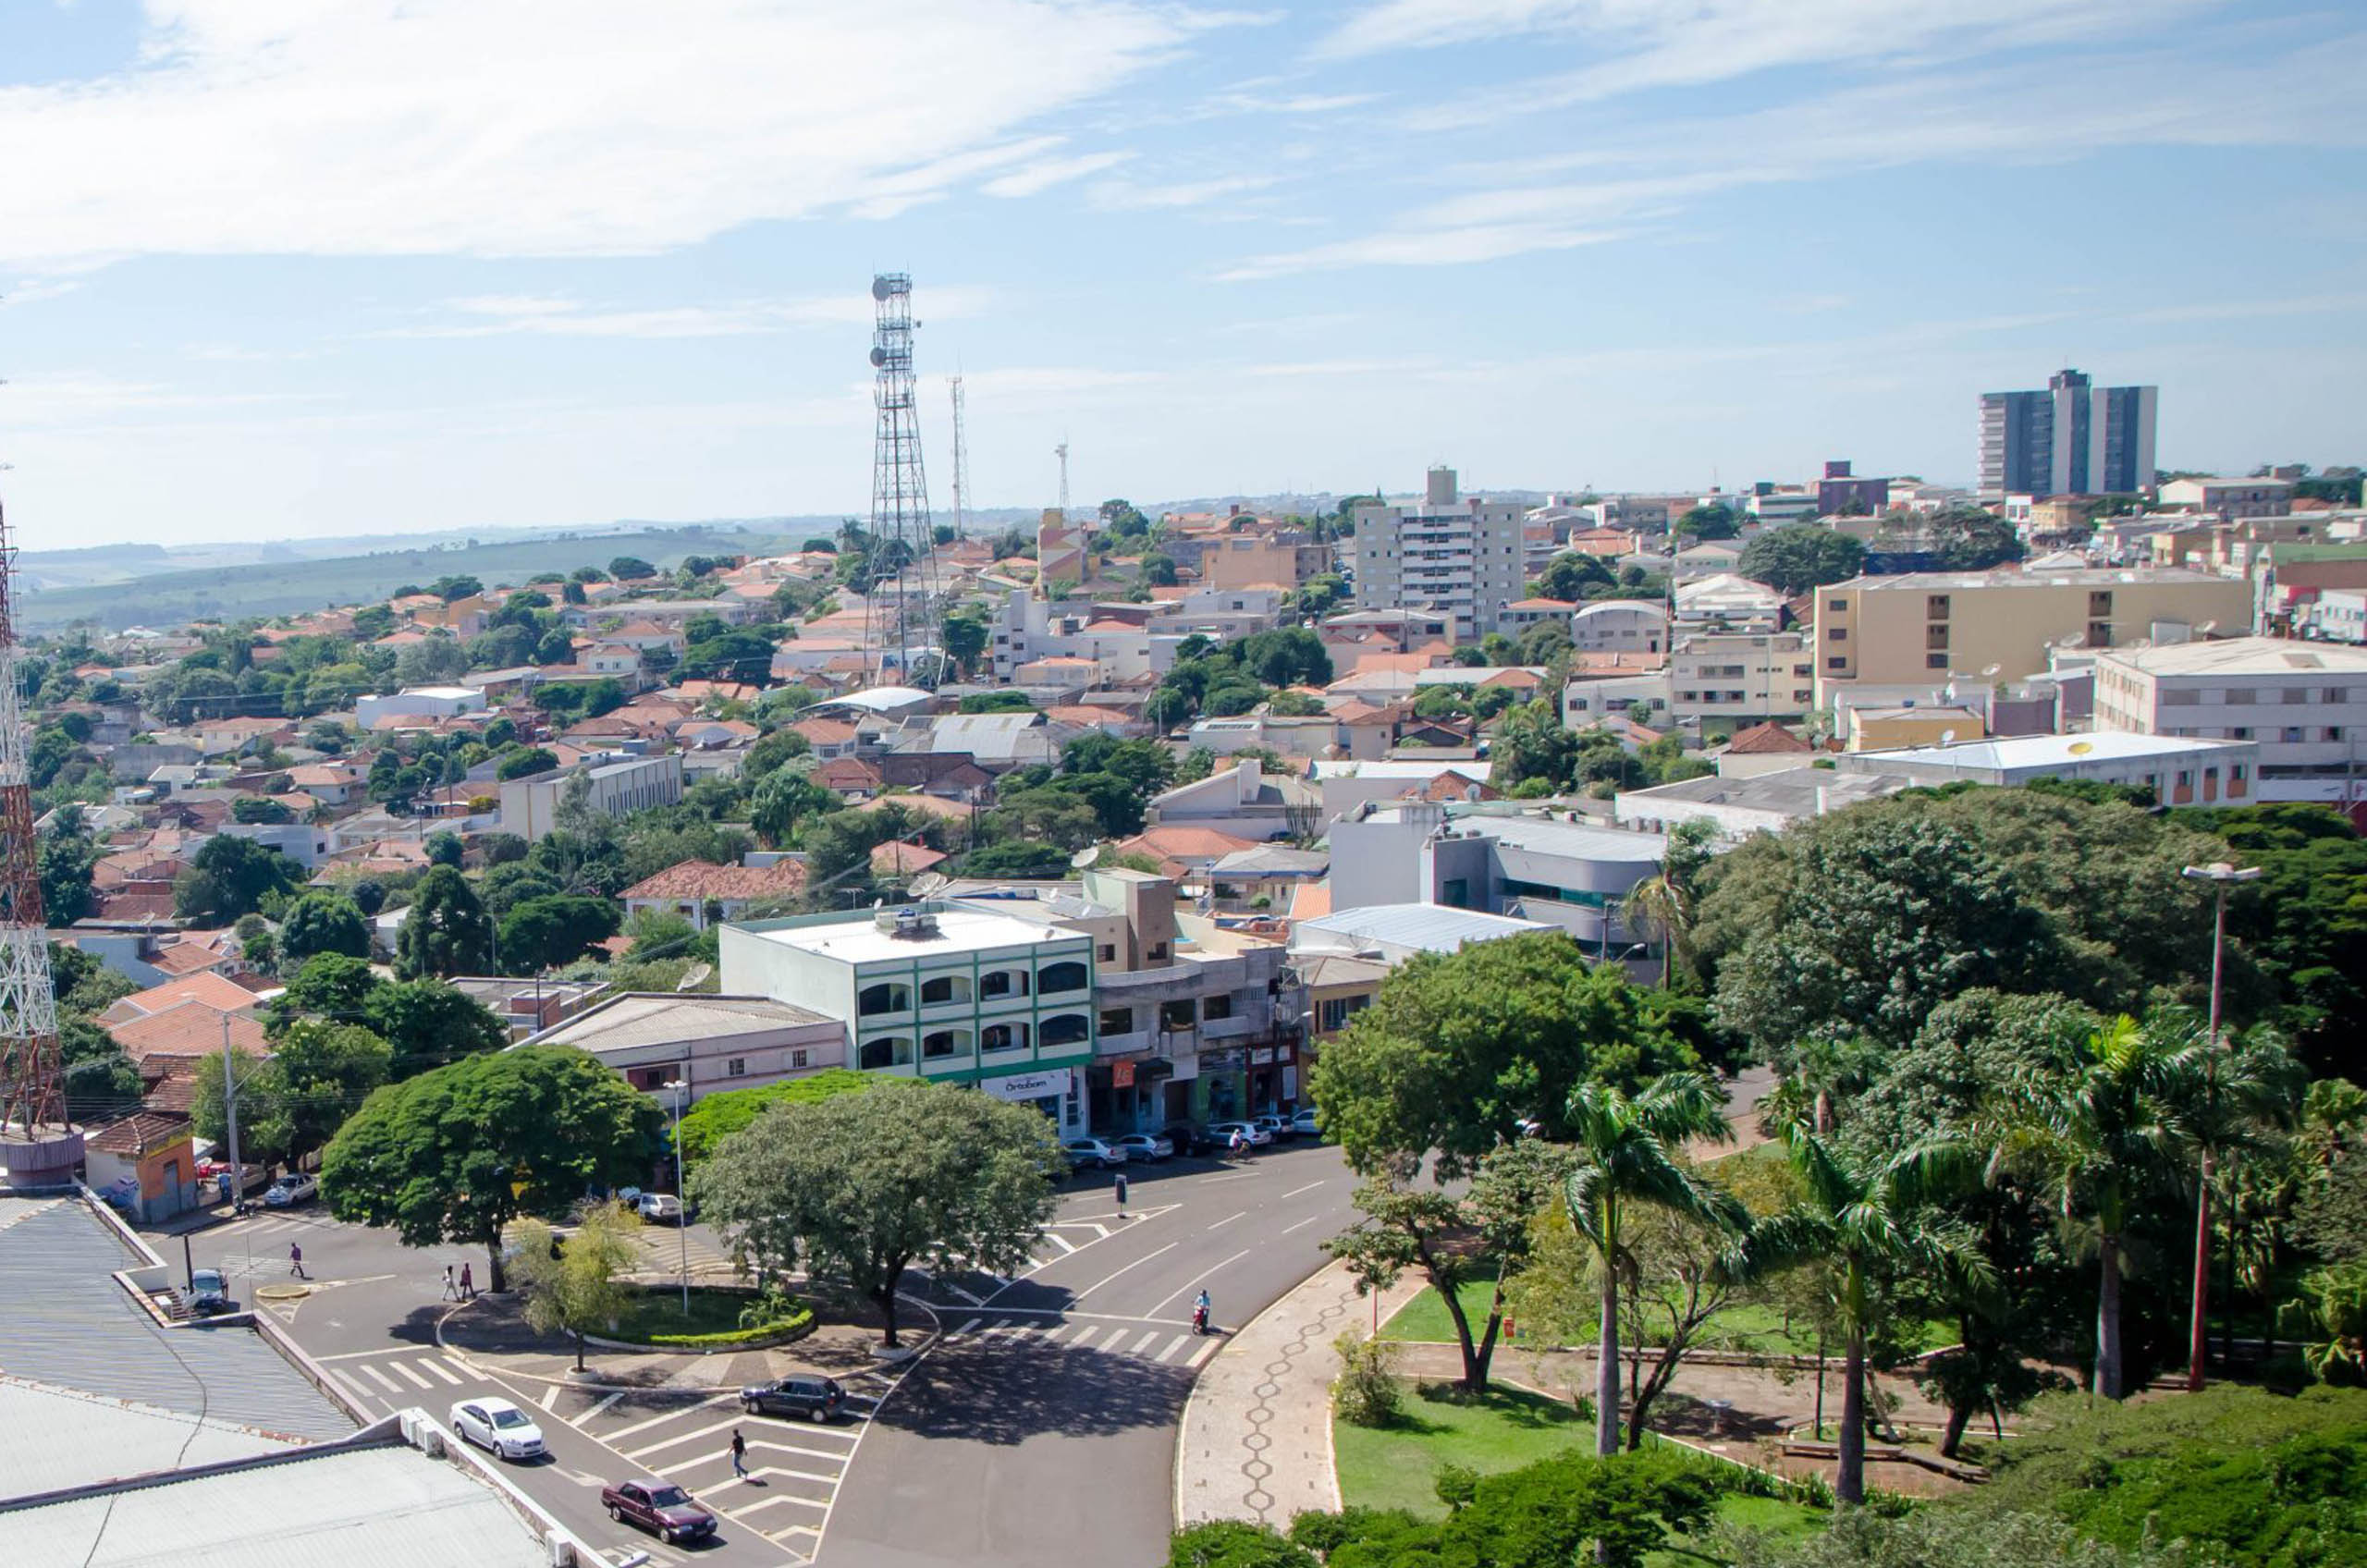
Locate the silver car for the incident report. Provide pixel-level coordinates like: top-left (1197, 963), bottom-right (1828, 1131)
top-left (450, 1397), bottom-right (546, 1461)
top-left (1112, 1133), bottom-right (1173, 1162)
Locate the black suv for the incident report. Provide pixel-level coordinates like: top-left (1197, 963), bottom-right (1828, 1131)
top-left (1161, 1123), bottom-right (1215, 1157)
top-left (741, 1375), bottom-right (847, 1422)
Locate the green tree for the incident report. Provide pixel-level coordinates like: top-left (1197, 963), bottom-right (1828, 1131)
top-left (174, 835), bottom-right (303, 924)
top-left (940, 612), bottom-right (989, 678)
top-left (608, 555), bottom-right (657, 580)
top-left (278, 891), bottom-right (372, 962)
top-left (38, 806), bottom-right (99, 925)
top-left (497, 747), bottom-right (559, 780)
top-left (365, 978), bottom-right (510, 1079)
top-left (1140, 553), bottom-right (1179, 587)
top-left (1676, 501), bottom-right (1739, 540)
top-left (750, 769), bottom-right (837, 847)
top-left (397, 864), bottom-right (495, 978)
top-left (498, 893), bottom-right (622, 974)
top-left (1736, 525), bottom-right (1867, 595)
top-left (230, 795), bottom-right (294, 825)
top-left (1562, 1073), bottom-right (1744, 1452)
top-left (425, 829), bottom-right (465, 868)
top-left (1740, 1127), bottom-right (1989, 1502)
top-left (213, 1019), bottom-right (392, 1166)
top-left (271, 952), bottom-right (384, 1033)
top-left (1619, 819), bottom-right (1714, 988)
top-left (512, 1203), bottom-right (639, 1372)
top-left (1532, 551), bottom-right (1615, 602)
top-left (675, 1067), bottom-right (882, 1168)
top-left (320, 1045), bottom-right (663, 1290)
top-left (1307, 931), bottom-right (1698, 1179)
top-left (694, 1079), bottom-right (1059, 1346)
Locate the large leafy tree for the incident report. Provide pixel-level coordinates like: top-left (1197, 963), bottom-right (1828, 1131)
top-left (512, 1205), bottom-right (638, 1373)
top-left (750, 769), bottom-right (837, 847)
top-left (497, 893), bottom-right (621, 974)
top-left (693, 1079), bottom-right (1059, 1347)
top-left (1735, 524), bottom-right (1866, 595)
top-left (366, 978), bottom-right (510, 1079)
top-left (174, 835), bottom-right (303, 924)
top-left (397, 864), bottom-right (495, 977)
top-left (1308, 931), bottom-right (1699, 1180)
top-left (1739, 1129), bottom-right (1989, 1503)
top-left (1562, 1073), bottom-right (1745, 1453)
top-left (38, 806), bottom-right (99, 925)
top-left (321, 1046), bottom-right (663, 1290)
top-left (278, 890), bottom-right (372, 963)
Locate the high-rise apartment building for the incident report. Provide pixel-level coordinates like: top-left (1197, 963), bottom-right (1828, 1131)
top-left (1351, 467), bottom-right (1527, 640)
top-left (1979, 368), bottom-right (2157, 498)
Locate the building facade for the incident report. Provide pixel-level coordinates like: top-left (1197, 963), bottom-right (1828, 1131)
top-left (1351, 467), bottom-right (1527, 640)
top-left (1979, 367), bottom-right (2157, 498)
top-left (1669, 631), bottom-right (1814, 725)
top-left (2092, 636), bottom-right (2367, 804)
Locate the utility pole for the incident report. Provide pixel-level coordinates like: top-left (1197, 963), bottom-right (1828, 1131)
top-left (2179, 859), bottom-right (2263, 1391)
top-left (219, 1012), bottom-right (243, 1215)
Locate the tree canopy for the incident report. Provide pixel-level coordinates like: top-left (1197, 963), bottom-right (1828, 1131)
top-left (1735, 525), bottom-right (1867, 595)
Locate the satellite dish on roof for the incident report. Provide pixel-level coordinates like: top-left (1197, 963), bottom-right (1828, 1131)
top-left (2068, 741), bottom-right (2095, 755)
top-left (1940, 729), bottom-right (1956, 746)
top-left (1070, 846), bottom-right (1102, 869)
top-left (910, 872), bottom-right (949, 898)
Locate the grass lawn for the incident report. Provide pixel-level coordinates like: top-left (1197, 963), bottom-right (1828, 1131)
top-left (1376, 1275), bottom-right (1950, 1356)
top-left (604, 1286), bottom-right (795, 1343)
top-left (1376, 1275), bottom-right (1504, 1345)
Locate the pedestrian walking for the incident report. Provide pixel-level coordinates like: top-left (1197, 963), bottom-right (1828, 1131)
top-left (288, 1242), bottom-right (305, 1280)
top-left (1113, 1171), bottom-right (1129, 1219)
top-left (441, 1264), bottom-right (458, 1301)
top-left (459, 1261), bottom-right (474, 1299)
top-left (730, 1428), bottom-right (748, 1479)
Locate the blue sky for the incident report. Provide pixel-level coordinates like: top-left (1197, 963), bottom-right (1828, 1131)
top-left (1, 0), bottom-right (2362, 550)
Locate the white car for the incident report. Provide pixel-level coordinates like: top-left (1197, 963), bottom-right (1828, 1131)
top-left (450, 1396), bottom-right (546, 1461)
top-left (262, 1172), bottom-right (318, 1207)
top-left (636, 1193), bottom-right (688, 1225)
top-left (1208, 1120), bottom-right (1272, 1149)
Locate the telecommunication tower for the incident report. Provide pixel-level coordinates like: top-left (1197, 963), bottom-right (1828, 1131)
top-left (865, 274), bottom-right (934, 680)
top-left (0, 495), bottom-right (73, 1186)
top-left (948, 375), bottom-right (970, 540)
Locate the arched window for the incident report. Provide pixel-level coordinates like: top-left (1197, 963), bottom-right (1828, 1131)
top-left (920, 974), bottom-right (972, 1006)
top-left (1039, 1013), bottom-right (1090, 1048)
top-left (922, 1030), bottom-right (971, 1060)
top-left (1038, 961), bottom-right (1087, 996)
top-left (981, 1023), bottom-right (1030, 1054)
top-left (979, 969), bottom-right (1031, 1000)
top-left (858, 982), bottom-right (912, 1017)
top-left (858, 1035), bottom-right (913, 1070)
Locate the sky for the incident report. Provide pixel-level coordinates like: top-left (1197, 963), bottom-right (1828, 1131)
top-left (0, 0), bottom-right (2362, 551)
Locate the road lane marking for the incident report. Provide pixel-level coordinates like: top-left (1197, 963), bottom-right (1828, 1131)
top-left (1206, 1211), bottom-right (1247, 1230)
top-left (538, 1384), bottom-right (560, 1411)
top-left (326, 1369), bottom-right (373, 1402)
top-left (1282, 1181), bottom-right (1327, 1199)
top-left (1067, 1325), bottom-right (1103, 1347)
top-left (1130, 1330), bottom-right (1161, 1354)
top-left (386, 1360), bottom-right (431, 1390)
top-left (601, 1396), bottom-right (735, 1442)
top-left (1071, 1242), bottom-right (1178, 1302)
top-left (1188, 1338), bottom-right (1220, 1367)
top-left (1279, 1215), bottom-right (1323, 1235)
top-left (953, 1317), bottom-right (982, 1336)
top-left (751, 1441), bottom-right (852, 1464)
top-left (421, 1358), bottom-right (462, 1386)
top-left (360, 1363), bottom-right (400, 1392)
top-left (941, 1281), bottom-right (986, 1305)
top-left (621, 1415), bottom-right (743, 1461)
top-left (1145, 1249), bottom-right (1252, 1318)
top-left (1156, 1336), bottom-right (1189, 1364)
top-left (588, 1390), bottom-right (629, 1420)
top-left (735, 1490), bottom-right (830, 1514)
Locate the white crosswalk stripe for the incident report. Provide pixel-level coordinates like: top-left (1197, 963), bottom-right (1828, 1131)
top-left (386, 1360), bottom-right (431, 1390)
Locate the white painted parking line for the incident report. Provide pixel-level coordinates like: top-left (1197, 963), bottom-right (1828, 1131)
top-left (1129, 1329), bottom-right (1161, 1354)
top-left (588, 1390), bottom-right (629, 1420)
top-left (360, 1363), bottom-right (401, 1392)
top-left (1067, 1324), bottom-right (1103, 1348)
top-left (943, 1281), bottom-right (986, 1304)
top-left (600, 1396), bottom-right (733, 1443)
top-left (622, 1415), bottom-right (743, 1462)
top-left (538, 1383), bottom-right (560, 1411)
top-left (386, 1360), bottom-right (431, 1390)
top-left (1156, 1335), bottom-right (1190, 1364)
top-left (954, 1317), bottom-right (983, 1336)
top-left (326, 1368), bottom-right (374, 1402)
top-left (1188, 1338), bottom-right (1220, 1368)
top-left (735, 1491), bottom-right (830, 1515)
top-left (1206, 1210), bottom-right (1246, 1231)
top-left (1042, 1233), bottom-right (1076, 1255)
top-left (753, 1465), bottom-right (846, 1486)
top-left (751, 1441), bottom-right (852, 1464)
top-left (1073, 1241), bottom-right (1178, 1301)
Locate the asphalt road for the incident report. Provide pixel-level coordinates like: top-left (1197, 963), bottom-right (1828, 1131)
top-left (819, 1140), bottom-right (1357, 1568)
top-left (167, 1137), bottom-right (1356, 1568)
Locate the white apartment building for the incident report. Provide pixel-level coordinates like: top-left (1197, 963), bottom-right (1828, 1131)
top-left (353, 685), bottom-right (485, 728)
top-left (2091, 635), bottom-right (2367, 803)
top-left (1670, 631), bottom-right (1815, 724)
top-left (2158, 476), bottom-right (2296, 520)
top-left (1571, 601), bottom-right (1668, 654)
top-left (1352, 466), bottom-right (1527, 640)
top-left (497, 753), bottom-right (683, 839)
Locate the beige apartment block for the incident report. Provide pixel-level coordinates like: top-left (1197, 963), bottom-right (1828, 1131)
top-left (1812, 568), bottom-right (2252, 706)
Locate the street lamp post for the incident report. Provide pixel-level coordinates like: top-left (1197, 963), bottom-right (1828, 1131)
top-left (2180, 860), bottom-right (2263, 1391)
top-left (661, 1075), bottom-right (692, 1317)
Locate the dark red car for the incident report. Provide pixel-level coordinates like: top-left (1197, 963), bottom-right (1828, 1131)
top-left (601, 1477), bottom-right (717, 1545)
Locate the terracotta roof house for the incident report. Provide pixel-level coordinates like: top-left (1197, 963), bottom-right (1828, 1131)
top-left (1724, 721), bottom-right (1813, 755)
top-left (1111, 826), bottom-right (1259, 880)
top-left (109, 1001), bottom-right (272, 1063)
top-left (1409, 770), bottom-right (1502, 803)
top-left (815, 756), bottom-right (885, 798)
top-left (619, 859), bottom-right (809, 931)
top-left (870, 840), bottom-right (949, 876)
top-left (100, 971), bottom-right (266, 1029)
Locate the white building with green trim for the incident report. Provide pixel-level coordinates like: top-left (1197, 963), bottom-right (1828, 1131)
top-left (718, 903), bottom-right (1097, 1134)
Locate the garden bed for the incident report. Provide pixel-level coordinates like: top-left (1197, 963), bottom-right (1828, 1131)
top-left (592, 1287), bottom-right (816, 1351)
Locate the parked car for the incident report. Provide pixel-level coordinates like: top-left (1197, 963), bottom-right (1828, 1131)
top-left (448, 1397), bottom-right (546, 1462)
top-left (1208, 1120), bottom-right (1271, 1150)
top-left (262, 1172), bottom-right (318, 1207)
top-left (1162, 1122), bottom-right (1215, 1157)
top-left (185, 1268), bottom-right (234, 1317)
top-left (602, 1478), bottom-right (717, 1545)
top-left (1290, 1108), bottom-right (1321, 1139)
top-left (1250, 1114), bottom-right (1291, 1143)
top-left (635, 1193), bottom-right (689, 1225)
top-left (1061, 1138), bottom-right (1128, 1172)
top-left (1112, 1133), bottom-right (1173, 1163)
top-left (741, 1374), bottom-right (846, 1422)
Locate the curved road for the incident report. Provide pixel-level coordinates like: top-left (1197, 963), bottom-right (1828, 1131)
top-left (820, 1141), bottom-right (1356, 1568)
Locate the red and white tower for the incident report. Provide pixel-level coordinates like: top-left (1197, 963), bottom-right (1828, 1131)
top-left (0, 496), bottom-right (74, 1186)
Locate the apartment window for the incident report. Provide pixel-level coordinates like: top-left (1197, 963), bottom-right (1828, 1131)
top-left (1038, 961), bottom-right (1088, 995)
top-left (1794, 665), bottom-right (1812, 678)
top-left (2177, 771), bottom-right (2194, 790)
top-left (2086, 622), bottom-right (2112, 647)
top-left (2163, 689), bottom-right (2201, 705)
top-left (1159, 999), bottom-right (1197, 1031)
top-left (1926, 655), bottom-right (1950, 669)
top-left (1040, 1014), bottom-right (1091, 1048)
top-left (1204, 993), bottom-right (1233, 1021)
top-left (858, 1035), bottom-right (914, 1070)
top-left (2232, 728), bottom-right (2252, 741)
top-left (922, 1030), bottom-right (969, 1060)
top-left (2226, 690), bottom-right (2256, 705)
top-left (857, 982), bottom-right (911, 1016)
top-left (726, 1058), bottom-right (746, 1078)
top-left (1827, 656), bottom-right (1847, 670)
top-left (2232, 765), bottom-right (2250, 783)
top-left (1826, 627), bottom-right (1847, 642)
top-left (2330, 729), bottom-right (2346, 743)
top-left (979, 970), bottom-right (1031, 999)
top-left (1319, 995), bottom-right (1370, 1033)
top-left (1926, 594), bottom-right (1950, 619)
top-left (791, 1048), bottom-right (808, 1070)
top-left (2330, 688), bottom-right (2352, 704)
top-left (920, 974), bottom-right (970, 1006)
top-left (1098, 1007), bottom-right (1134, 1035)
top-left (2089, 591), bottom-right (2114, 616)
top-left (1098, 944), bottom-right (1116, 963)
top-left (2284, 727), bottom-right (2305, 743)
top-left (1926, 626), bottom-right (1950, 650)
top-left (1827, 598), bottom-right (1847, 612)
top-left (981, 1023), bottom-right (1028, 1054)
top-left (2284, 688), bottom-right (2311, 704)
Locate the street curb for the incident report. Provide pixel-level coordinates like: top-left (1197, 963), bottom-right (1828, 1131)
top-left (1171, 1256), bottom-right (1352, 1533)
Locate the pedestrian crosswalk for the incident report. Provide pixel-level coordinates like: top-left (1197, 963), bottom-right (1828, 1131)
top-left (938, 1313), bottom-right (1220, 1368)
top-left (313, 1346), bottom-right (472, 1406)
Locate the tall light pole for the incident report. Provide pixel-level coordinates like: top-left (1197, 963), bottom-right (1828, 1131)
top-left (2180, 859), bottom-right (2263, 1391)
top-left (661, 1073), bottom-right (691, 1317)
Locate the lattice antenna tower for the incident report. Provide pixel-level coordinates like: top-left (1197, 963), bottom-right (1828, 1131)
top-left (0, 488), bottom-right (67, 1172)
top-left (865, 274), bottom-right (934, 680)
top-left (1054, 439), bottom-right (1071, 524)
top-left (948, 375), bottom-right (969, 540)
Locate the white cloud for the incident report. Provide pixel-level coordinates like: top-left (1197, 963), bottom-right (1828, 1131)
top-left (0, 0), bottom-right (1199, 267)
top-left (374, 287), bottom-right (997, 340)
top-left (1088, 173), bottom-right (1280, 210)
top-left (983, 151), bottom-right (1136, 198)
top-left (1, 276), bottom-right (83, 308)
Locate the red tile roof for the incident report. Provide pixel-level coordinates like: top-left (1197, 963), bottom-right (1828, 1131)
top-left (620, 859), bottom-right (808, 902)
top-left (1724, 721), bottom-right (1813, 754)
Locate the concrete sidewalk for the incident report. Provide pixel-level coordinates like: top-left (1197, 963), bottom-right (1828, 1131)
top-left (1174, 1258), bottom-right (1426, 1530)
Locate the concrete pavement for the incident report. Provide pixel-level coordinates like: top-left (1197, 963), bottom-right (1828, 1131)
top-left (1173, 1258), bottom-right (1427, 1530)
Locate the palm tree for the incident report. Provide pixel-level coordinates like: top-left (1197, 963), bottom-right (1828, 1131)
top-left (1738, 1127), bottom-right (1988, 1504)
top-left (1619, 821), bottom-right (1712, 989)
top-left (1997, 1014), bottom-right (2194, 1399)
top-left (1564, 1072), bottom-right (1746, 1457)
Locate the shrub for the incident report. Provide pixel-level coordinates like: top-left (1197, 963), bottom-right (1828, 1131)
top-left (1331, 1330), bottom-right (1403, 1427)
top-left (646, 1305), bottom-right (814, 1350)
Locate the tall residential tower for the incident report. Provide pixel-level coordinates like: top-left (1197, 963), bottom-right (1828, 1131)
top-left (1979, 367), bottom-right (2157, 498)
top-left (1350, 466), bottom-right (1527, 641)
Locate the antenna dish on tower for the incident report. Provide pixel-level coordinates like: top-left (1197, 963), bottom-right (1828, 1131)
top-left (1070, 846), bottom-right (1102, 869)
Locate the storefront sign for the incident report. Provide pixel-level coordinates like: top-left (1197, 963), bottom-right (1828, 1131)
top-left (980, 1068), bottom-right (1073, 1102)
top-left (1111, 1060), bottom-right (1135, 1089)
top-left (1199, 1048), bottom-right (1248, 1072)
top-left (1251, 1047), bottom-right (1277, 1065)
